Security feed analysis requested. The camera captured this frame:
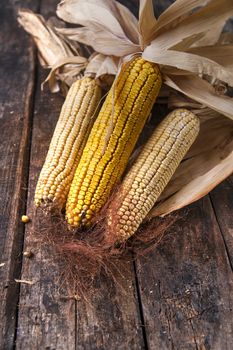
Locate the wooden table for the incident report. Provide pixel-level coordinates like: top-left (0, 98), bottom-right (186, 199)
top-left (0, 0), bottom-right (233, 349)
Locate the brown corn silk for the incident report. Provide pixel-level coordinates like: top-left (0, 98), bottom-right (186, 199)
top-left (35, 77), bottom-right (102, 208)
top-left (66, 57), bottom-right (162, 227)
top-left (106, 109), bottom-right (200, 244)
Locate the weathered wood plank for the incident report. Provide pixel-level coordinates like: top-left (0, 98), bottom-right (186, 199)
top-left (136, 196), bottom-right (233, 349)
top-left (74, 268), bottom-right (144, 350)
top-left (0, 1), bottom-right (39, 349)
top-left (15, 1), bottom-right (145, 349)
top-left (210, 175), bottom-right (233, 269)
top-left (15, 68), bottom-right (77, 350)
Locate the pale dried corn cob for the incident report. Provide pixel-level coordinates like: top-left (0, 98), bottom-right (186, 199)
top-left (35, 77), bottom-right (102, 207)
top-left (106, 109), bottom-right (200, 242)
top-left (66, 57), bottom-right (162, 227)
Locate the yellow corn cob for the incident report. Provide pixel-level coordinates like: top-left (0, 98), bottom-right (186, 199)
top-left (35, 77), bottom-right (102, 208)
top-left (106, 109), bottom-right (200, 242)
top-left (66, 57), bottom-right (162, 227)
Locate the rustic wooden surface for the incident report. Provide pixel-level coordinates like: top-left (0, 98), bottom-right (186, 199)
top-left (0, 0), bottom-right (232, 349)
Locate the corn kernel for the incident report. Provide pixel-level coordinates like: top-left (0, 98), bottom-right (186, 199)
top-left (106, 109), bottom-right (200, 241)
top-left (21, 215), bottom-right (30, 223)
top-left (66, 58), bottom-right (162, 227)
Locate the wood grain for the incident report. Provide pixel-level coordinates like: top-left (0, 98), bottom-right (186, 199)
top-left (210, 175), bottom-right (233, 269)
top-left (0, 1), bottom-right (39, 348)
top-left (15, 68), bottom-right (77, 349)
top-left (15, 1), bottom-right (144, 349)
top-left (136, 197), bottom-right (233, 349)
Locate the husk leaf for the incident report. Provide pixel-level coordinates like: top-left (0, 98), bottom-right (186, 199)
top-left (18, 9), bottom-right (78, 66)
top-left (149, 0), bottom-right (233, 51)
top-left (148, 138), bottom-right (233, 217)
top-left (154, 0), bottom-right (210, 35)
top-left (185, 45), bottom-right (233, 69)
top-left (56, 26), bottom-right (140, 57)
top-left (138, 0), bottom-right (157, 48)
top-left (18, 8), bottom-right (119, 91)
top-left (142, 49), bottom-right (233, 86)
top-left (18, 9), bottom-right (87, 92)
top-left (85, 53), bottom-right (118, 78)
top-left (56, 0), bottom-right (140, 54)
top-left (164, 74), bottom-right (233, 120)
top-left (57, 0), bottom-right (233, 104)
top-left (42, 56), bottom-right (88, 92)
top-left (113, 1), bottom-right (139, 44)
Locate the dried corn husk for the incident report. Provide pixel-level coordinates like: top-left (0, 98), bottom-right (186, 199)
top-left (18, 9), bottom-right (88, 92)
top-left (18, 9), bottom-right (81, 67)
top-left (17, 9), bottom-right (119, 92)
top-left (57, 0), bottom-right (233, 119)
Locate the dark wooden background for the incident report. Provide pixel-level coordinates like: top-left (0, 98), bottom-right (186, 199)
top-left (0, 0), bottom-right (233, 349)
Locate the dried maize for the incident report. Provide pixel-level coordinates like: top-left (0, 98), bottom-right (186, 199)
top-left (21, 215), bottom-right (30, 223)
top-left (35, 77), bottom-right (102, 207)
top-left (106, 109), bottom-right (200, 242)
top-left (66, 57), bottom-right (162, 227)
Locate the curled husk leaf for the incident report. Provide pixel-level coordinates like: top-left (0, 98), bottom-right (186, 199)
top-left (18, 9), bottom-right (119, 92)
top-left (18, 9), bottom-right (87, 92)
top-left (57, 0), bottom-right (233, 117)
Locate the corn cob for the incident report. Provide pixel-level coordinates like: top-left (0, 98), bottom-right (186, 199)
top-left (106, 109), bottom-right (200, 242)
top-left (35, 77), bottom-right (102, 208)
top-left (66, 57), bottom-right (162, 227)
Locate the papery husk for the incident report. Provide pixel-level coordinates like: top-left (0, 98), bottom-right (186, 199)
top-left (185, 45), bottom-right (233, 69)
top-left (18, 9), bottom-right (120, 93)
top-left (85, 53), bottom-right (120, 88)
top-left (164, 74), bottom-right (233, 120)
top-left (145, 0), bottom-right (233, 50)
top-left (56, 0), bottom-right (140, 56)
top-left (85, 53), bottom-right (118, 78)
top-left (18, 9), bottom-right (88, 92)
top-left (138, 0), bottom-right (157, 47)
top-left (18, 9), bottom-right (81, 67)
top-left (145, 49), bottom-right (233, 86)
top-left (42, 55), bottom-right (88, 93)
top-left (55, 26), bottom-right (140, 57)
top-left (57, 0), bottom-right (233, 112)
